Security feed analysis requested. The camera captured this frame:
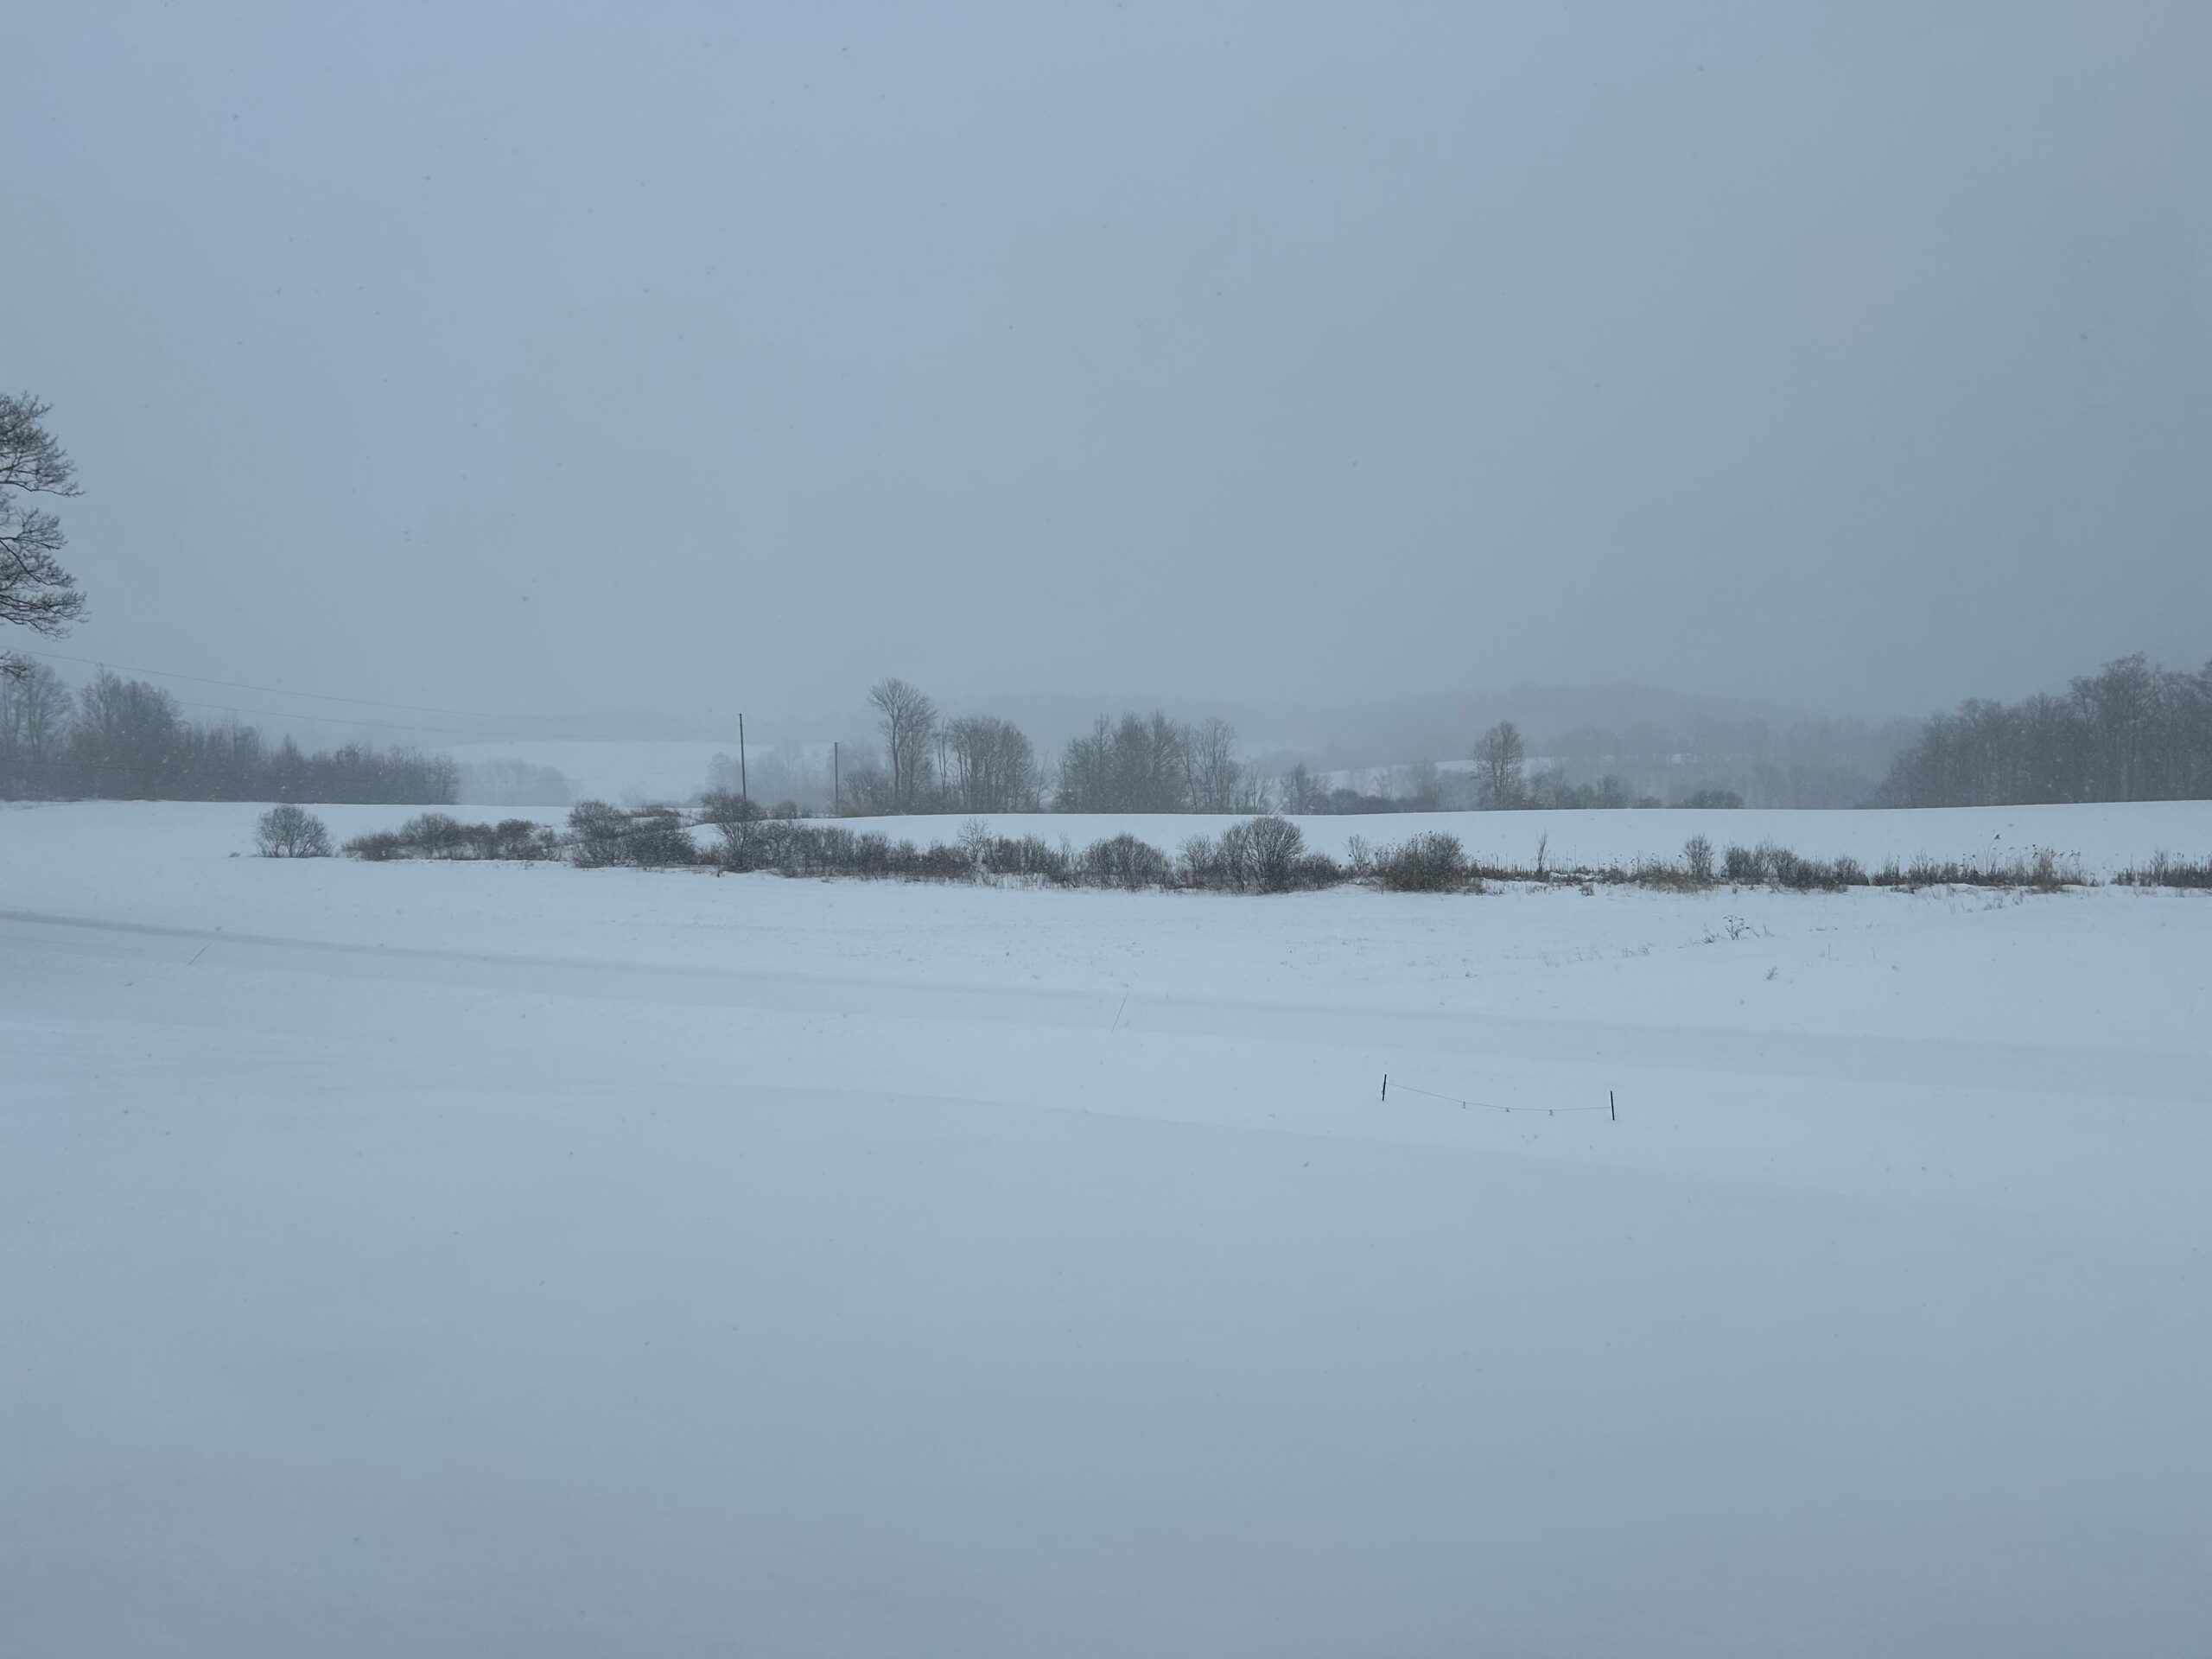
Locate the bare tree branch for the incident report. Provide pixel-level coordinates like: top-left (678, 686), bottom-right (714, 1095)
top-left (0, 393), bottom-right (87, 639)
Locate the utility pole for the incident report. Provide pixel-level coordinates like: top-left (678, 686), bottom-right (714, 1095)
top-left (833, 741), bottom-right (840, 813)
top-left (738, 713), bottom-right (747, 804)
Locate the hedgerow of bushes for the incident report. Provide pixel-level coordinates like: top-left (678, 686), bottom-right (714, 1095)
top-left (331, 800), bottom-right (2157, 895)
top-left (2112, 852), bottom-right (2212, 891)
top-left (342, 812), bottom-right (562, 863)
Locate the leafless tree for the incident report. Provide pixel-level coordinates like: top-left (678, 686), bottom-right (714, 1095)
top-left (868, 677), bottom-right (938, 810)
top-left (1401, 759), bottom-right (1443, 810)
top-left (1879, 652), bottom-right (2212, 806)
top-left (707, 742), bottom-right (828, 811)
top-left (1053, 717), bottom-right (1113, 810)
top-left (70, 671), bottom-right (181, 798)
top-left (1, 393), bottom-right (86, 658)
top-left (1232, 766), bottom-right (1273, 813)
top-left (1054, 711), bottom-right (1196, 812)
top-left (1276, 761), bottom-right (1323, 814)
top-left (0, 658), bottom-right (73, 798)
top-left (1186, 716), bottom-right (1246, 812)
top-left (455, 757), bottom-right (573, 809)
top-left (1474, 720), bottom-right (1526, 809)
top-left (1682, 834), bottom-right (1716, 882)
top-left (947, 714), bottom-right (1036, 812)
top-left (1151, 714), bottom-right (1194, 808)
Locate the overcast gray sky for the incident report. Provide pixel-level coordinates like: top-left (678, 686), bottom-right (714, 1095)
top-left (8, 1), bottom-right (2207, 727)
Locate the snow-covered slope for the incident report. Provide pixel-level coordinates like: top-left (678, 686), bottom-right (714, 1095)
top-left (4, 800), bottom-right (2207, 1656)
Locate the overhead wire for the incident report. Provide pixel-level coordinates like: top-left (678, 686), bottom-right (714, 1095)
top-left (7, 645), bottom-right (575, 728)
top-left (149, 695), bottom-right (520, 741)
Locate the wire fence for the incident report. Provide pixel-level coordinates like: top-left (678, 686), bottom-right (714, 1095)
top-left (1382, 1074), bottom-right (1615, 1119)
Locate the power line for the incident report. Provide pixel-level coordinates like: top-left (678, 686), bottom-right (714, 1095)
top-left (155, 696), bottom-right (518, 741)
top-left (8, 645), bottom-right (572, 727)
top-left (23, 682), bottom-right (520, 742)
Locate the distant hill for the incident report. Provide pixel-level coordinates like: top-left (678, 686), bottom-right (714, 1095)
top-left (423, 683), bottom-right (1904, 767)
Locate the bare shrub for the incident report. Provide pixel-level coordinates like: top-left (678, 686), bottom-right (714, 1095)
top-left (341, 813), bottom-right (554, 861)
top-left (563, 800), bottom-right (701, 868)
top-left (622, 808), bottom-right (697, 868)
top-left (1372, 831), bottom-right (1468, 893)
top-left (1344, 834), bottom-right (1374, 879)
top-left (1220, 815), bottom-right (1308, 893)
top-left (746, 822), bottom-right (853, 878)
top-left (1082, 833), bottom-right (1173, 890)
top-left (397, 811), bottom-right (467, 858)
top-left (1761, 843), bottom-right (1808, 889)
top-left (957, 817), bottom-right (994, 874)
top-left (1620, 856), bottom-right (1702, 891)
top-left (566, 800), bottom-right (630, 867)
top-left (2114, 851), bottom-right (2212, 890)
top-left (255, 804), bottom-right (330, 858)
top-left (1899, 849), bottom-right (2083, 891)
top-left (1178, 834), bottom-right (1226, 889)
top-left (697, 787), bottom-right (761, 862)
top-left (1681, 834), bottom-right (1714, 883)
top-left (977, 833), bottom-right (1071, 885)
top-left (900, 841), bottom-right (970, 882)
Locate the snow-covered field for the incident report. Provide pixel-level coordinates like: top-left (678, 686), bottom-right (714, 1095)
top-left (4, 801), bottom-right (2209, 1656)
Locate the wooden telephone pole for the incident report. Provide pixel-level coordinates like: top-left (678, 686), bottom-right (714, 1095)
top-left (738, 713), bottom-right (747, 804)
